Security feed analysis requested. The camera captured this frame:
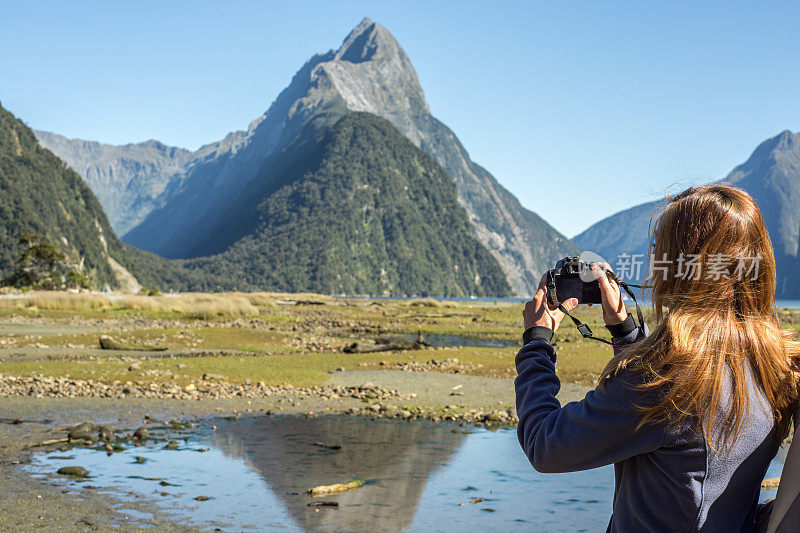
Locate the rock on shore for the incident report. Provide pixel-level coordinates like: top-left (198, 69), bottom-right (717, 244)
top-left (0, 374), bottom-right (401, 402)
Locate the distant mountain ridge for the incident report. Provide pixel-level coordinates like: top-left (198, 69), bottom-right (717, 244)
top-left (37, 18), bottom-right (578, 296)
top-left (573, 130), bottom-right (800, 298)
top-left (33, 131), bottom-right (192, 234)
top-left (0, 103), bottom-right (239, 292)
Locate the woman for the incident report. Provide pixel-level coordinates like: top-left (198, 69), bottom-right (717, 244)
top-left (516, 185), bottom-right (798, 531)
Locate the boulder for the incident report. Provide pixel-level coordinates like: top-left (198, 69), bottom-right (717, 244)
top-left (57, 466), bottom-right (89, 478)
top-left (67, 421), bottom-right (95, 441)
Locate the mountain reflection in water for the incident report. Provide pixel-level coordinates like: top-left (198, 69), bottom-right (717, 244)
top-left (27, 415), bottom-right (788, 531)
top-left (214, 416), bottom-right (465, 532)
top-left (28, 416), bottom-right (633, 531)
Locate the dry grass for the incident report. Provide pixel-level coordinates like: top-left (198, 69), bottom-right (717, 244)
top-left (0, 291), bottom-right (285, 318)
top-left (404, 298), bottom-right (456, 308)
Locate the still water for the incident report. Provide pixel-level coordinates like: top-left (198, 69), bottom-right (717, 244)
top-left (26, 417), bottom-right (785, 532)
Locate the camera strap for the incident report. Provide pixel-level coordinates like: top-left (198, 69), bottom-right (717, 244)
top-left (546, 269), bottom-right (647, 346)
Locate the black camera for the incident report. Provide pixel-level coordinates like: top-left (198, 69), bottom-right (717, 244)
top-left (546, 256), bottom-right (602, 306)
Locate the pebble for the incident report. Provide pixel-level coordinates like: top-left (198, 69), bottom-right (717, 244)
top-left (0, 374), bottom-right (517, 427)
top-left (391, 358), bottom-right (481, 373)
top-left (0, 375), bottom-right (402, 402)
top-left (355, 405), bottom-right (517, 426)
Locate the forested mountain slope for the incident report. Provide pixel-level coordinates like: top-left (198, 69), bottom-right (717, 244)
top-left (0, 103), bottom-right (240, 292)
top-left (181, 112), bottom-right (512, 297)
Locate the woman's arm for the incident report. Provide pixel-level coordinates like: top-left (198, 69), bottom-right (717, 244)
top-left (516, 264), bottom-right (656, 473)
top-left (515, 336), bottom-right (662, 473)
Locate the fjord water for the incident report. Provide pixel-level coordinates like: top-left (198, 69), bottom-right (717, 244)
top-left (27, 416), bottom-right (784, 532)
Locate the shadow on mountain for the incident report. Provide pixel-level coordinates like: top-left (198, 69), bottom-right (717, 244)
top-left (212, 416), bottom-right (466, 532)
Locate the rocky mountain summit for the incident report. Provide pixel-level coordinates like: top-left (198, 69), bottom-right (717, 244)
top-left (314, 19), bottom-right (579, 295)
top-left (39, 18), bottom-right (578, 296)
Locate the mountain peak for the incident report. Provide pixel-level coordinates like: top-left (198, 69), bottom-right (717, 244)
top-left (315, 18), bottom-right (430, 121)
top-left (728, 130), bottom-right (800, 176)
top-left (761, 129), bottom-right (799, 151)
top-left (775, 129), bottom-right (799, 150)
top-left (336, 18), bottom-right (402, 64)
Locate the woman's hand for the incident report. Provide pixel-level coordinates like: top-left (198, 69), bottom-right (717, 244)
top-left (591, 262), bottom-right (629, 326)
top-left (523, 276), bottom-right (578, 333)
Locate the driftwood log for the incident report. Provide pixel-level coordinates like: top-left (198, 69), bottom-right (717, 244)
top-left (312, 441), bottom-right (342, 451)
top-left (307, 479), bottom-right (365, 496)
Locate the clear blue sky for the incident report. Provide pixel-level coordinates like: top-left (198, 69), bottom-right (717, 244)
top-left (3, 1), bottom-right (799, 237)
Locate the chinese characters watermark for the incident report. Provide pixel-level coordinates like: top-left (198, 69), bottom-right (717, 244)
top-left (610, 253), bottom-right (762, 282)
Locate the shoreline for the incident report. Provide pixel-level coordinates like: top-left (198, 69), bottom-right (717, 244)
top-left (0, 374), bottom-right (591, 531)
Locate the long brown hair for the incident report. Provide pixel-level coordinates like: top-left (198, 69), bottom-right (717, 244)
top-left (600, 185), bottom-right (799, 448)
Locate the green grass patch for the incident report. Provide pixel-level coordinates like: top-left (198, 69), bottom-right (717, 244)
top-left (0, 340), bottom-right (611, 387)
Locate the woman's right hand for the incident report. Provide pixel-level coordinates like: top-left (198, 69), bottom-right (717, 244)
top-left (591, 263), bottom-right (628, 326)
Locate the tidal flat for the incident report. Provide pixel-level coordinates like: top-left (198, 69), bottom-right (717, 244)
top-left (0, 291), bottom-right (671, 388)
top-left (1, 292), bottom-right (798, 530)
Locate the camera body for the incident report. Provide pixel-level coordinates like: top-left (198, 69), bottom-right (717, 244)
top-left (547, 256), bottom-right (602, 305)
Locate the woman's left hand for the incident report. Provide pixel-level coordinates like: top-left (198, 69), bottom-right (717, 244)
top-left (523, 276), bottom-right (578, 333)
top-left (591, 262), bottom-right (628, 326)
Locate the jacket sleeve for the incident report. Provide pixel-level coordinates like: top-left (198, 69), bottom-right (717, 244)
top-left (515, 336), bottom-right (665, 473)
top-left (607, 314), bottom-right (647, 355)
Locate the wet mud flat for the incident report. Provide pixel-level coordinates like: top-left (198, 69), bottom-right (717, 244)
top-left (0, 398), bottom-right (207, 531)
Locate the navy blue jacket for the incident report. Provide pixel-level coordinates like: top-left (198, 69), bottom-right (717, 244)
top-left (515, 316), bottom-right (778, 532)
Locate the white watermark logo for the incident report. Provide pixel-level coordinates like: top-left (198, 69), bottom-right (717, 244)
top-left (588, 252), bottom-right (763, 282)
